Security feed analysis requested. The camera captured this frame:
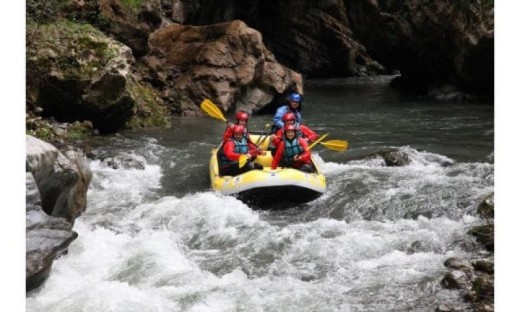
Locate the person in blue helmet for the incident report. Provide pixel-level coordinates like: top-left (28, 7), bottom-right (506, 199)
top-left (272, 92), bottom-right (303, 133)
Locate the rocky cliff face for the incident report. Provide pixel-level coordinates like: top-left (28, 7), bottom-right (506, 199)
top-left (344, 0), bottom-right (494, 95)
top-left (26, 0), bottom-right (493, 134)
top-left (180, 0), bottom-right (493, 95)
top-left (182, 0), bottom-right (385, 78)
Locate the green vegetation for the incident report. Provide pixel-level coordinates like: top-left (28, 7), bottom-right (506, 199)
top-left (27, 0), bottom-right (110, 29)
top-left (26, 119), bottom-right (92, 143)
top-left (27, 127), bottom-right (56, 142)
top-left (120, 0), bottom-right (143, 10)
top-left (126, 77), bottom-right (171, 129)
top-left (27, 20), bottom-right (122, 80)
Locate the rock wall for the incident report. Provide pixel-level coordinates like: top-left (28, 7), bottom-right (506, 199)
top-left (344, 0), bottom-right (494, 94)
top-left (178, 0), bottom-right (493, 95)
top-left (26, 0), bottom-right (494, 135)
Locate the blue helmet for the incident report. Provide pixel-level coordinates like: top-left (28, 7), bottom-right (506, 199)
top-left (288, 93), bottom-right (302, 102)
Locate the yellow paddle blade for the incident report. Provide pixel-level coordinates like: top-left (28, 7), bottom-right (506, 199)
top-left (200, 99), bottom-right (227, 123)
top-left (320, 140), bottom-right (348, 152)
top-left (308, 133), bottom-right (329, 150)
top-left (238, 154), bottom-right (249, 168)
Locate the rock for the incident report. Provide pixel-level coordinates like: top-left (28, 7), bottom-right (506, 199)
top-left (444, 257), bottom-right (472, 271)
top-left (472, 275), bottom-right (494, 302)
top-left (383, 150), bottom-right (410, 166)
top-left (104, 154), bottom-right (146, 170)
top-left (27, 20), bottom-right (169, 134)
top-left (376, 149), bottom-right (410, 166)
top-left (473, 260), bottom-right (494, 274)
top-left (26, 135), bottom-right (92, 222)
top-left (26, 172), bottom-right (78, 291)
top-left (26, 136), bottom-right (92, 290)
top-left (468, 224), bottom-right (494, 252)
top-left (144, 20), bottom-right (303, 116)
top-left (477, 193), bottom-right (494, 219)
top-left (406, 240), bottom-right (423, 254)
top-left (441, 270), bottom-right (470, 289)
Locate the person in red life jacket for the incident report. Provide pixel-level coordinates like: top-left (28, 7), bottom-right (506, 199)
top-left (222, 111), bottom-right (249, 141)
top-left (271, 124), bottom-right (314, 173)
top-left (222, 111), bottom-right (265, 156)
top-left (219, 125), bottom-right (263, 176)
top-left (271, 112), bottom-right (319, 149)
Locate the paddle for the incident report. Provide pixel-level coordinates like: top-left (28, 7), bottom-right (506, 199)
top-left (200, 99), bottom-right (228, 123)
top-left (238, 154), bottom-right (249, 168)
top-left (319, 140), bottom-right (348, 152)
top-left (308, 133), bottom-right (329, 150)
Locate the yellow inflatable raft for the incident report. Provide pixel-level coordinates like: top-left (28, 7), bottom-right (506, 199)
top-left (209, 134), bottom-right (326, 206)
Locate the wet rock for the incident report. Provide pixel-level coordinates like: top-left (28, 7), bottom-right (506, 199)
top-left (26, 172), bottom-right (78, 291)
top-left (473, 260), bottom-right (494, 274)
top-left (378, 149), bottom-right (410, 166)
top-left (441, 270), bottom-right (470, 289)
top-left (468, 224), bottom-right (494, 252)
top-left (477, 193), bottom-right (494, 219)
top-left (26, 136), bottom-right (92, 291)
top-left (26, 135), bottom-right (92, 222)
top-left (406, 240), bottom-right (423, 254)
top-left (472, 275), bottom-right (494, 302)
top-left (104, 154), bottom-right (146, 170)
top-left (444, 257), bottom-right (473, 272)
top-left (440, 179), bottom-right (494, 312)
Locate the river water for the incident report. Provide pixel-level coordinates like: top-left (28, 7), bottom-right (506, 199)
top-left (27, 76), bottom-right (494, 311)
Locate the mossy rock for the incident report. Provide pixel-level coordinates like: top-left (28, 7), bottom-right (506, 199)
top-left (27, 20), bottom-right (124, 81)
top-left (126, 77), bottom-right (171, 129)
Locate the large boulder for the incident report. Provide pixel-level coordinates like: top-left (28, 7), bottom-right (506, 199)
top-left (144, 20), bottom-right (303, 116)
top-left (26, 135), bottom-right (92, 222)
top-left (26, 20), bottom-right (170, 134)
top-left (26, 135), bottom-right (92, 290)
top-left (26, 172), bottom-right (78, 291)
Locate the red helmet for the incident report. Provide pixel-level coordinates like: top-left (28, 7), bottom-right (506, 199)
top-left (235, 111), bottom-right (249, 121)
top-left (232, 125), bottom-right (245, 134)
top-left (284, 124), bottom-right (296, 132)
top-left (282, 112), bottom-right (296, 122)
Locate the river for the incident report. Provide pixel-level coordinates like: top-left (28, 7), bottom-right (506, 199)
top-left (26, 76), bottom-right (494, 311)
